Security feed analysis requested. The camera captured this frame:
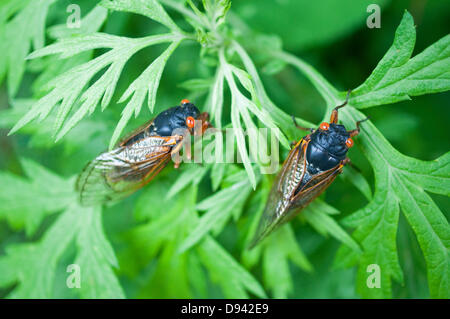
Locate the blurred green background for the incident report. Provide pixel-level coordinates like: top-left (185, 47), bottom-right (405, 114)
top-left (0, 0), bottom-right (448, 298)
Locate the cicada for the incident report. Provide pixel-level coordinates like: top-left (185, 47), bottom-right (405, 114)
top-left (250, 93), bottom-right (368, 247)
top-left (76, 99), bottom-right (210, 206)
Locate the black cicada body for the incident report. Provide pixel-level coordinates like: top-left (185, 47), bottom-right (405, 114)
top-left (76, 99), bottom-right (210, 206)
top-left (250, 93), bottom-right (368, 247)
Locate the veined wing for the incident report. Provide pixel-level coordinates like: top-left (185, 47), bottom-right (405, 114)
top-left (76, 135), bottom-right (181, 206)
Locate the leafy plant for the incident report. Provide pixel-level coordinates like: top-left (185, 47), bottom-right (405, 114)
top-left (0, 0), bottom-right (448, 299)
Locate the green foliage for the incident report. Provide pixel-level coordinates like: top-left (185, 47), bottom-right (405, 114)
top-left (351, 12), bottom-right (450, 108)
top-left (0, 160), bottom-right (124, 298)
top-left (0, 158), bottom-right (74, 236)
top-left (0, 0), bottom-right (57, 96)
top-left (0, 1), bottom-right (448, 299)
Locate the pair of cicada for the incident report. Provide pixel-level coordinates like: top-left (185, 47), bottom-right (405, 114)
top-left (77, 95), bottom-right (367, 247)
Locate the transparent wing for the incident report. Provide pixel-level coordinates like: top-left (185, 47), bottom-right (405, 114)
top-left (76, 135), bottom-right (179, 206)
top-left (250, 139), bottom-right (341, 247)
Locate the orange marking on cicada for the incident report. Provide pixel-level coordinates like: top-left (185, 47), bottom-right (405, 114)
top-left (345, 138), bottom-right (354, 148)
top-left (320, 122), bottom-right (329, 130)
top-left (186, 116), bottom-right (195, 129)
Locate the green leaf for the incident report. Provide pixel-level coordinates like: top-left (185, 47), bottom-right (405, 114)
top-left (139, 240), bottom-right (192, 298)
top-left (0, 205), bottom-right (81, 298)
top-left (47, 6), bottom-right (108, 39)
top-left (351, 11), bottom-right (450, 108)
top-left (197, 236), bottom-right (267, 298)
top-left (303, 201), bottom-right (362, 254)
top-left (110, 40), bottom-right (181, 149)
top-left (0, 99), bottom-right (108, 153)
top-left (206, 66), bottom-right (224, 128)
top-left (0, 160), bottom-right (123, 298)
top-left (100, 0), bottom-right (180, 31)
top-left (27, 6), bottom-right (108, 96)
top-left (262, 225), bottom-right (312, 298)
top-left (9, 33), bottom-right (182, 142)
top-left (219, 47), bottom-right (288, 186)
top-left (210, 162), bottom-right (226, 191)
top-left (0, 158), bottom-right (74, 236)
top-left (0, 0), bottom-right (56, 96)
top-left (340, 166), bottom-right (373, 201)
top-left (233, 41), bottom-right (314, 142)
top-left (178, 78), bottom-right (213, 93)
top-left (0, 204), bottom-right (124, 298)
top-left (178, 175), bottom-right (253, 253)
top-left (337, 109), bottom-right (449, 298)
top-left (166, 165), bottom-right (208, 199)
top-left (75, 206), bottom-right (125, 298)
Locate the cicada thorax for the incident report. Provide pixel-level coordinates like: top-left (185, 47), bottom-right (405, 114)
top-left (251, 92), bottom-right (368, 247)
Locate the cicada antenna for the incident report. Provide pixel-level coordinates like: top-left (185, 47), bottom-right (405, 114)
top-left (292, 115), bottom-right (314, 132)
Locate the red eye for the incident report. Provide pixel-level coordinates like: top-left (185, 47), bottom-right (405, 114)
top-left (346, 138), bottom-right (354, 148)
top-left (320, 122), bottom-right (329, 130)
top-left (186, 116), bottom-right (195, 128)
top-left (181, 99), bottom-right (190, 105)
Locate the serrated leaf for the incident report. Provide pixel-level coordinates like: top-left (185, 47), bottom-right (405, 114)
top-left (178, 78), bottom-right (213, 92)
top-left (75, 206), bottom-right (125, 298)
top-left (100, 0), bottom-right (180, 31)
top-left (0, 162), bottom-right (123, 298)
top-left (337, 108), bottom-right (449, 298)
top-left (0, 205), bottom-right (81, 298)
top-left (9, 33), bottom-right (181, 141)
top-left (48, 6), bottom-right (108, 39)
top-left (197, 236), bottom-right (267, 298)
top-left (303, 202), bottom-right (362, 254)
top-left (179, 177), bottom-right (252, 253)
top-left (0, 158), bottom-right (74, 236)
top-left (1, 0), bottom-right (56, 96)
top-left (351, 11), bottom-right (450, 108)
top-left (0, 99), bottom-right (108, 153)
top-left (234, 41), bottom-right (313, 143)
top-left (262, 225), bottom-right (312, 298)
top-left (166, 165), bottom-right (208, 199)
top-left (210, 162), bottom-right (226, 191)
top-left (340, 165), bottom-right (372, 201)
top-left (207, 66), bottom-right (224, 128)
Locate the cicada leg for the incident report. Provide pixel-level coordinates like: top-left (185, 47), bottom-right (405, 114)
top-left (169, 135), bottom-right (186, 169)
top-left (347, 117), bottom-right (371, 137)
top-left (330, 90), bottom-right (351, 124)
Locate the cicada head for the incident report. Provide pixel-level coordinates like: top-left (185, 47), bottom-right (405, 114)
top-left (152, 99), bottom-right (210, 136)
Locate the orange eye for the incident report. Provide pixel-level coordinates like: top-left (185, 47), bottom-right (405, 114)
top-left (181, 99), bottom-right (190, 105)
top-left (345, 138), bottom-right (354, 148)
top-left (320, 122), bottom-right (329, 130)
top-left (186, 116), bottom-right (195, 128)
